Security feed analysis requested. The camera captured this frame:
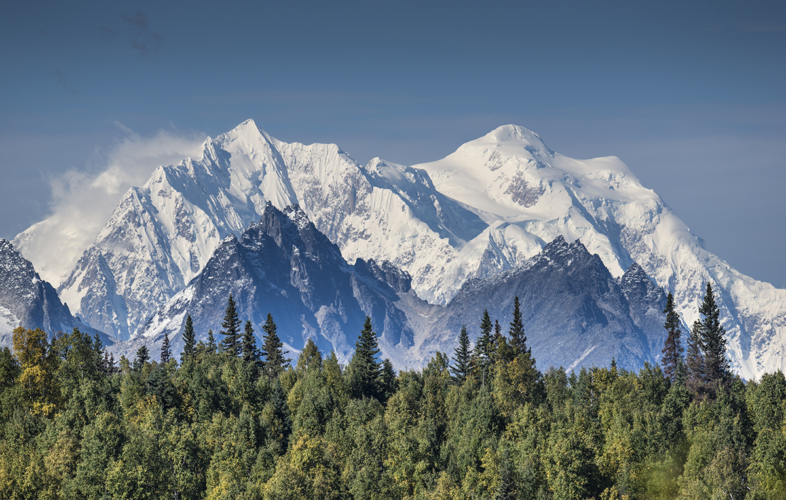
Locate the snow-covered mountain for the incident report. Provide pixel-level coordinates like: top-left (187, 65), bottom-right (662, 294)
top-left (48, 119), bottom-right (486, 340)
top-left (15, 119), bottom-right (786, 378)
top-left (411, 125), bottom-right (786, 379)
top-left (113, 204), bottom-right (419, 367)
top-left (0, 239), bottom-right (112, 348)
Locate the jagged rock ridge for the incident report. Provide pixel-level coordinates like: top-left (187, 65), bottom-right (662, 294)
top-left (0, 239), bottom-right (112, 348)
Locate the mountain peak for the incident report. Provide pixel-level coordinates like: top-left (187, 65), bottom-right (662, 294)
top-left (474, 124), bottom-right (553, 154)
top-left (231, 118), bottom-right (260, 134)
top-left (214, 118), bottom-right (270, 149)
top-left (623, 262), bottom-right (648, 279)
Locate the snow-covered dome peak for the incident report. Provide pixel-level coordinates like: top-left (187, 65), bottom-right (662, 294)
top-left (459, 124), bottom-right (553, 157)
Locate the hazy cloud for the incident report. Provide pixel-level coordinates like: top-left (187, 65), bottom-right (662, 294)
top-left (14, 125), bottom-right (205, 284)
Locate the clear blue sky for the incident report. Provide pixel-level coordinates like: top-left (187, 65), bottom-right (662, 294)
top-left (1, 0), bottom-right (785, 287)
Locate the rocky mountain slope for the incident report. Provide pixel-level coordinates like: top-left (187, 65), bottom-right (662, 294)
top-left (112, 204), bottom-right (419, 367)
top-left (13, 119), bottom-right (786, 378)
top-left (419, 236), bottom-right (667, 372)
top-left (0, 239), bottom-right (111, 348)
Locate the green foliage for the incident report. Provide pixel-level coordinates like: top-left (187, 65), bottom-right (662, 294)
top-left (451, 325), bottom-right (471, 384)
top-left (181, 314), bottom-right (196, 364)
top-left (133, 345), bottom-right (150, 372)
top-left (0, 291), bottom-right (779, 499)
top-left (508, 295), bottom-right (528, 356)
top-left (220, 294), bottom-right (241, 357)
top-left (474, 309), bottom-right (494, 382)
top-left (242, 320), bottom-right (260, 366)
top-left (160, 332), bottom-right (172, 365)
top-left (661, 292), bottom-right (682, 383)
top-left (261, 313), bottom-right (290, 380)
top-left (346, 317), bottom-right (382, 401)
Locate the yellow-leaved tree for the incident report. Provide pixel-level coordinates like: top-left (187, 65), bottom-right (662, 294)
top-left (12, 326), bottom-right (60, 416)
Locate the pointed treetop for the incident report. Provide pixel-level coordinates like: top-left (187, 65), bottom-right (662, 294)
top-left (181, 314), bottom-right (196, 363)
top-left (261, 313), bottom-right (290, 380)
top-left (161, 332), bottom-right (172, 365)
top-left (220, 294), bottom-right (242, 357)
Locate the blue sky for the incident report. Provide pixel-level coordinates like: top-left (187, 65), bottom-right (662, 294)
top-left (1, 0), bottom-right (785, 287)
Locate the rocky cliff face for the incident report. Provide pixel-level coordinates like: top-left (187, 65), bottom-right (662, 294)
top-left (0, 239), bottom-right (111, 348)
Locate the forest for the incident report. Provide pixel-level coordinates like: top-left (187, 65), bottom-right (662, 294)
top-left (0, 285), bottom-right (784, 499)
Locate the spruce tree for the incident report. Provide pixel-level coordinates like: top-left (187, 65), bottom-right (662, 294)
top-left (451, 325), bottom-right (471, 384)
top-left (270, 377), bottom-right (291, 447)
top-left (206, 329), bottom-right (216, 354)
top-left (133, 345), bottom-right (150, 372)
top-left (475, 309), bottom-right (494, 382)
top-left (495, 443), bottom-right (515, 500)
top-left (161, 332), bottom-right (171, 365)
top-left (661, 292), bottom-right (683, 383)
top-left (181, 314), bottom-right (196, 363)
top-left (380, 359), bottom-right (397, 402)
top-left (242, 320), bottom-right (260, 365)
top-left (261, 313), bottom-right (290, 380)
top-left (346, 316), bottom-right (382, 400)
top-left (685, 320), bottom-right (706, 399)
top-left (509, 295), bottom-right (528, 355)
top-left (220, 294), bottom-right (241, 356)
top-left (698, 282), bottom-right (730, 391)
top-left (493, 319), bottom-right (502, 359)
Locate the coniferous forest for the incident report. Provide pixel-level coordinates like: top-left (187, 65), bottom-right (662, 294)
top-left (1, 284), bottom-right (785, 499)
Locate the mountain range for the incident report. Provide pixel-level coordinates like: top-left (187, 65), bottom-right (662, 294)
top-left (11, 119), bottom-right (786, 378)
top-left (114, 204), bottom-right (667, 372)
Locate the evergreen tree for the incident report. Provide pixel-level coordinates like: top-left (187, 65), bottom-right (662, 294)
top-left (509, 295), bottom-right (528, 355)
top-left (495, 443), bottom-right (515, 500)
top-left (492, 319), bottom-right (502, 359)
top-left (206, 329), bottom-right (216, 354)
top-left (261, 313), bottom-right (290, 380)
top-left (100, 351), bottom-right (116, 376)
top-left (380, 359), bottom-right (397, 402)
top-left (160, 332), bottom-right (171, 365)
top-left (241, 320), bottom-right (260, 365)
top-left (270, 377), bottom-right (291, 446)
top-left (685, 320), bottom-right (706, 399)
top-left (180, 314), bottom-right (196, 363)
top-left (346, 316), bottom-right (381, 399)
top-left (698, 282), bottom-right (730, 391)
top-left (451, 325), bottom-right (471, 384)
top-left (219, 294), bottom-right (241, 356)
top-left (133, 345), bottom-right (150, 372)
top-left (475, 309), bottom-right (494, 383)
top-left (661, 292), bottom-right (683, 383)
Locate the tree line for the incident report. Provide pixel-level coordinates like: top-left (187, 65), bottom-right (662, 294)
top-left (0, 284), bottom-right (784, 498)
